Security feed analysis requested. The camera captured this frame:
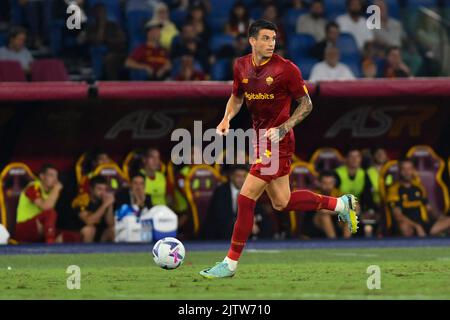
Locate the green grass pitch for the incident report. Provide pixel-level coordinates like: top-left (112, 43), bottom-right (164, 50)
top-left (1, 247), bottom-right (449, 299)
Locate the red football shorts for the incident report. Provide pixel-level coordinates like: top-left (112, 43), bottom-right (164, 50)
top-left (249, 156), bottom-right (292, 183)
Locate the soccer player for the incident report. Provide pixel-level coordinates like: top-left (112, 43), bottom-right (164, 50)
top-left (200, 20), bottom-right (359, 278)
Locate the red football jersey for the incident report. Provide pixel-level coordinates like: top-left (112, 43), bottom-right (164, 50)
top-left (232, 53), bottom-right (307, 160)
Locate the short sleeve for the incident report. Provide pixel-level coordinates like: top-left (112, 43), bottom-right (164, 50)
top-left (286, 61), bottom-right (307, 100)
top-left (232, 60), bottom-right (244, 97)
top-left (129, 45), bottom-right (144, 63)
top-left (24, 184), bottom-right (41, 202)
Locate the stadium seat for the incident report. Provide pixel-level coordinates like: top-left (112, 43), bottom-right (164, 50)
top-left (336, 33), bottom-right (361, 62)
top-left (170, 57), bottom-right (204, 79)
top-left (310, 147), bottom-right (345, 173)
top-left (126, 10), bottom-right (152, 51)
top-left (184, 165), bottom-right (226, 236)
top-left (170, 9), bottom-right (188, 29)
top-left (30, 59), bottom-right (69, 81)
top-left (288, 160), bottom-right (319, 236)
top-left (406, 145), bottom-right (450, 215)
top-left (293, 57), bottom-right (318, 80)
top-left (87, 0), bottom-right (123, 25)
top-left (207, 15), bottom-right (229, 34)
top-left (89, 45), bottom-right (108, 80)
top-left (0, 163), bottom-right (36, 237)
top-left (92, 163), bottom-right (129, 191)
top-left (249, 6), bottom-right (263, 20)
top-left (287, 33), bottom-right (317, 60)
top-left (0, 61), bottom-right (26, 82)
top-left (284, 8), bottom-right (308, 35)
top-left (341, 59), bottom-right (362, 78)
top-left (209, 0), bottom-right (235, 18)
top-left (209, 34), bottom-right (235, 54)
top-left (210, 58), bottom-right (231, 80)
top-left (406, 0), bottom-right (437, 7)
top-left (0, 32), bottom-right (6, 47)
top-left (323, 0), bottom-right (347, 21)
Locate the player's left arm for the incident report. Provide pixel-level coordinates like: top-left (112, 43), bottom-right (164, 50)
top-left (265, 62), bottom-right (313, 143)
top-left (266, 93), bottom-right (313, 143)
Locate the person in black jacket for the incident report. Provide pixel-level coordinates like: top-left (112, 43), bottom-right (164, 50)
top-left (201, 165), bottom-right (273, 240)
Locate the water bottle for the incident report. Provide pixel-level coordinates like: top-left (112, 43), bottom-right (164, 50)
top-left (141, 219), bottom-right (153, 243)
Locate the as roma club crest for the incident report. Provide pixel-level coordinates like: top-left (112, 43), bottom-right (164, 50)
top-left (265, 76), bottom-right (273, 86)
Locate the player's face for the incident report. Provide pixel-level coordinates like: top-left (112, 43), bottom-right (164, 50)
top-left (95, 153), bottom-right (111, 167)
top-left (250, 29), bottom-right (276, 59)
top-left (374, 148), bottom-right (388, 165)
top-left (230, 169), bottom-right (248, 189)
top-left (92, 183), bottom-right (108, 200)
top-left (144, 150), bottom-right (161, 171)
top-left (131, 176), bottom-right (145, 195)
top-left (40, 168), bottom-right (58, 189)
top-left (347, 151), bottom-right (362, 169)
top-left (320, 176), bottom-right (336, 194)
top-left (11, 33), bottom-right (26, 50)
top-left (400, 161), bottom-right (415, 182)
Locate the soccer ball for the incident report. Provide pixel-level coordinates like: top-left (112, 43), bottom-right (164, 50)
top-left (152, 237), bottom-right (185, 270)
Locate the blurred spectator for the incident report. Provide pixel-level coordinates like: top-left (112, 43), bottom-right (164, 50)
top-left (416, 14), bottom-right (445, 76)
top-left (174, 54), bottom-right (207, 80)
top-left (296, 0), bottom-right (327, 42)
top-left (186, 4), bottom-right (210, 43)
top-left (384, 46), bottom-right (411, 78)
top-left (141, 147), bottom-right (174, 206)
top-left (310, 21), bottom-right (340, 61)
top-left (15, 164), bottom-right (63, 244)
top-left (115, 173), bottom-right (153, 216)
top-left (76, 175), bottom-right (115, 243)
top-left (335, 148), bottom-right (375, 213)
top-left (126, 0), bottom-right (159, 13)
top-left (361, 42), bottom-right (378, 78)
top-left (261, 3), bottom-right (286, 46)
top-left (150, 2), bottom-right (179, 50)
top-left (289, 0), bottom-right (308, 10)
top-left (77, 149), bottom-right (114, 194)
top-left (86, 4), bottom-right (127, 80)
top-left (386, 158), bottom-right (449, 237)
top-left (0, 26), bottom-right (33, 73)
top-left (336, 0), bottom-right (374, 51)
top-left (171, 22), bottom-right (209, 69)
top-left (372, 0), bottom-right (404, 53)
top-left (302, 171), bottom-right (351, 239)
top-left (225, 2), bottom-right (252, 36)
top-left (170, 0), bottom-right (212, 13)
top-left (125, 20), bottom-right (172, 80)
top-left (14, 0), bottom-right (53, 49)
top-left (215, 33), bottom-right (250, 60)
top-left (309, 46), bottom-right (355, 81)
top-left (202, 165), bottom-right (273, 239)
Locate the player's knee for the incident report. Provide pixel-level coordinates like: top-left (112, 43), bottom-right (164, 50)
top-left (271, 198), bottom-right (289, 211)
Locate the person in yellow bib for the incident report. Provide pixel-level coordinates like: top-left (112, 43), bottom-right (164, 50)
top-left (15, 164), bottom-right (63, 244)
top-left (141, 147), bottom-right (174, 207)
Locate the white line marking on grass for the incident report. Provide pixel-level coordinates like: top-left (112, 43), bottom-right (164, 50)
top-left (246, 250), bottom-right (281, 253)
top-left (436, 257), bottom-right (450, 261)
top-left (332, 253), bottom-right (379, 258)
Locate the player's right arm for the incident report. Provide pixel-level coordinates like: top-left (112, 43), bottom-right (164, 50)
top-left (217, 60), bottom-right (244, 136)
top-left (32, 182), bottom-right (63, 211)
top-left (216, 94), bottom-right (244, 136)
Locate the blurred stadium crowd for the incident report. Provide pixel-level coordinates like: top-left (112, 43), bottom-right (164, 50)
top-left (1, 145), bottom-right (449, 243)
top-left (0, 0), bottom-right (449, 82)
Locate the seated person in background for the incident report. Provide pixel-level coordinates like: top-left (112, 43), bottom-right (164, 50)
top-left (115, 173), bottom-right (153, 217)
top-left (367, 147), bottom-right (391, 207)
top-left (202, 165), bottom-right (273, 240)
top-left (372, 0), bottom-right (404, 54)
top-left (0, 26), bottom-right (34, 73)
top-left (15, 164), bottom-right (63, 244)
top-left (77, 149), bottom-right (114, 195)
top-left (125, 20), bottom-right (171, 80)
top-left (302, 171), bottom-right (351, 239)
top-left (387, 158), bottom-right (449, 237)
top-left (309, 46), bottom-right (355, 81)
top-left (384, 46), bottom-right (411, 78)
top-left (335, 148), bottom-right (377, 235)
top-left (85, 3), bottom-right (127, 80)
top-left (174, 54), bottom-right (207, 80)
top-left (224, 2), bottom-right (252, 37)
top-left (141, 147), bottom-right (174, 207)
top-left (171, 23), bottom-right (209, 71)
top-left (75, 176), bottom-right (115, 242)
top-left (296, 0), bottom-right (327, 42)
top-left (149, 2), bottom-right (179, 51)
top-left (310, 21), bottom-right (340, 61)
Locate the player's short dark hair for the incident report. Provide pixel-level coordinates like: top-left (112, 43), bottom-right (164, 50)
top-left (319, 170), bottom-right (336, 181)
top-left (399, 157), bottom-right (415, 168)
top-left (39, 163), bottom-right (57, 175)
top-left (144, 147), bottom-right (160, 158)
top-left (130, 172), bottom-right (146, 182)
top-left (345, 147), bottom-right (361, 156)
top-left (248, 19), bottom-right (277, 39)
top-left (325, 21), bottom-right (339, 33)
top-left (386, 46), bottom-right (400, 56)
top-left (89, 175), bottom-right (108, 188)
